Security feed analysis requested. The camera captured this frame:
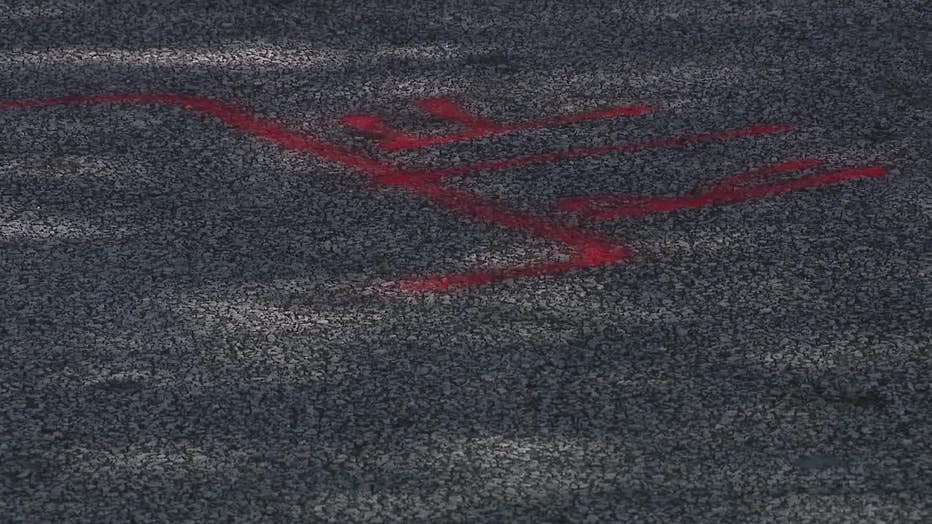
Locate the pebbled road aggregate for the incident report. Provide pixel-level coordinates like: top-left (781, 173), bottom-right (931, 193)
top-left (1, 1), bottom-right (930, 522)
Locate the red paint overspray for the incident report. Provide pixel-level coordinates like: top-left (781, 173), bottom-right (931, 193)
top-left (1, 93), bottom-right (888, 291)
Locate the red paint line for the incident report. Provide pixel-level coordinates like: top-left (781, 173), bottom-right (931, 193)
top-left (336, 96), bottom-right (654, 151)
top-left (557, 159), bottom-right (825, 212)
top-left (559, 161), bottom-right (888, 221)
top-left (339, 113), bottom-right (412, 144)
top-left (414, 97), bottom-right (504, 132)
top-left (381, 102), bottom-right (656, 150)
top-left (708, 158), bottom-right (823, 191)
top-left (376, 123), bottom-right (795, 185)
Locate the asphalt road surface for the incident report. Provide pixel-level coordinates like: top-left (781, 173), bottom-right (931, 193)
top-left (1, 1), bottom-right (930, 522)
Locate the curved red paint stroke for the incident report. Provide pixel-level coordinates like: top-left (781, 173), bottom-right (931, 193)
top-left (0, 93), bottom-right (631, 289)
top-left (557, 159), bottom-right (889, 221)
top-left (340, 96), bottom-right (656, 150)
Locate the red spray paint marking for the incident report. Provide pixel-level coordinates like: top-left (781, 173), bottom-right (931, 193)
top-left (557, 159), bottom-right (888, 221)
top-left (1, 93), bottom-right (887, 290)
top-left (340, 96), bottom-right (655, 150)
top-left (375, 124), bottom-right (796, 185)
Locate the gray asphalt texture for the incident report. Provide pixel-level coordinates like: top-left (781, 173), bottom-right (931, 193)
top-left (1, 1), bottom-right (931, 522)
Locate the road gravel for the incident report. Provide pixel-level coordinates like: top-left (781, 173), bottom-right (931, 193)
top-left (1, 1), bottom-right (930, 522)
